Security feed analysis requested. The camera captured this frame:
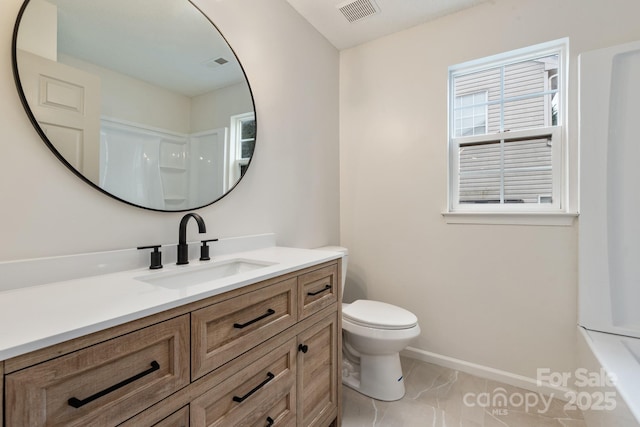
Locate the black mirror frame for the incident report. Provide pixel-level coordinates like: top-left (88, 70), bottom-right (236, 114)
top-left (11, 0), bottom-right (257, 212)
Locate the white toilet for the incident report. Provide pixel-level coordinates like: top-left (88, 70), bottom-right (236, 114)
top-left (318, 246), bottom-right (420, 401)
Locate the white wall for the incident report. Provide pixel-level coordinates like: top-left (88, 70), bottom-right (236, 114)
top-left (340, 0), bottom-right (640, 381)
top-left (15, 0), bottom-right (56, 61)
top-left (60, 55), bottom-right (254, 135)
top-left (60, 54), bottom-right (192, 134)
top-left (191, 82), bottom-right (253, 133)
top-left (0, 0), bottom-right (339, 261)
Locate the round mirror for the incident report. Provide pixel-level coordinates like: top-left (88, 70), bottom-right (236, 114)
top-left (12, 0), bottom-right (256, 211)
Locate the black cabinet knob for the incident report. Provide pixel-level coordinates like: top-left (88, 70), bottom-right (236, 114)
top-left (298, 344), bottom-right (309, 353)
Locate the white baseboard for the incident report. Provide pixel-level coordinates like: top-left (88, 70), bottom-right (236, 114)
top-left (401, 346), bottom-right (575, 400)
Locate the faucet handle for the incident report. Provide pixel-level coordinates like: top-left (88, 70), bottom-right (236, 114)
top-left (199, 239), bottom-right (218, 261)
top-left (138, 245), bottom-right (163, 270)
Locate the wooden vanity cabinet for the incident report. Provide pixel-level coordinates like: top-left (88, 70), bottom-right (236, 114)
top-left (1, 259), bottom-right (341, 427)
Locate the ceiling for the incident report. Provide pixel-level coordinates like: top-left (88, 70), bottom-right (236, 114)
top-left (34, 0), bottom-right (492, 95)
top-left (47, 0), bottom-right (245, 97)
top-left (285, 0), bottom-right (489, 50)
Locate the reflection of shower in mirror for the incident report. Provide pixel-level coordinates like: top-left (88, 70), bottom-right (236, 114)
top-left (99, 118), bottom-right (227, 211)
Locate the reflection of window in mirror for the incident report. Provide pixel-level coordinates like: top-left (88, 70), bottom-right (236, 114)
top-left (229, 112), bottom-right (256, 184)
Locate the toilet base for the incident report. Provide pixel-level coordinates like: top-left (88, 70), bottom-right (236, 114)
top-left (342, 352), bottom-right (406, 401)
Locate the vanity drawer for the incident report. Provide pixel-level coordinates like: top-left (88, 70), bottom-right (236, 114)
top-left (298, 263), bottom-right (338, 319)
top-left (5, 315), bottom-right (190, 427)
top-left (190, 338), bottom-right (297, 427)
top-left (153, 405), bottom-right (190, 427)
top-left (191, 278), bottom-right (297, 379)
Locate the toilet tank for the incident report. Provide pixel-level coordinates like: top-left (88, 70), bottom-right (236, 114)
top-left (316, 246), bottom-right (348, 291)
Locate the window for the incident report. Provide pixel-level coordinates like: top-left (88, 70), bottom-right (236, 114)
top-left (454, 92), bottom-right (487, 137)
top-left (448, 40), bottom-right (567, 214)
top-left (228, 112), bottom-right (256, 185)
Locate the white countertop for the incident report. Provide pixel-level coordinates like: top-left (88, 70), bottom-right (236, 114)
top-left (0, 246), bottom-right (340, 361)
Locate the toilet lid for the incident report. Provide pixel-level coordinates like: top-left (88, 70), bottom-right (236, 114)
top-left (342, 300), bottom-right (418, 330)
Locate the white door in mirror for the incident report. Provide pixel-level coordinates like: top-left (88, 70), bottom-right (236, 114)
top-left (18, 50), bottom-right (101, 183)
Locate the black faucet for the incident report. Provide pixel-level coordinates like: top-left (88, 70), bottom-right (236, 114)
top-left (177, 213), bottom-right (207, 265)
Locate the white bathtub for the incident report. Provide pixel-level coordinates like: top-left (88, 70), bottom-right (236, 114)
top-left (578, 328), bottom-right (640, 426)
top-left (579, 40), bottom-right (640, 426)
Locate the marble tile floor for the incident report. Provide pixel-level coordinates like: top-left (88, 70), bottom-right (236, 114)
top-left (342, 357), bottom-right (586, 427)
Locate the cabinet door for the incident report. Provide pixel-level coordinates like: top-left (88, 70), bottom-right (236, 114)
top-left (191, 338), bottom-right (297, 427)
top-left (297, 313), bottom-right (339, 427)
top-left (5, 315), bottom-right (190, 427)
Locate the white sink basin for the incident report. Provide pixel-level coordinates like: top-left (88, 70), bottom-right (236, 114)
top-left (135, 258), bottom-right (276, 288)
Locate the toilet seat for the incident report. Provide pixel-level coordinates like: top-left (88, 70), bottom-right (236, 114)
top-left (342, 300), bottom-right (417, 330)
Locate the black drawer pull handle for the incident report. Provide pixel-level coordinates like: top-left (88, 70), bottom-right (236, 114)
top-left (307, 284), bottom-right (331, 296)
top-left (68, 361), bottom-right (160, 408)
top-left (234, 309), bottom-right (276, 329)
top-left (233, 372), bottom-right (275, 403)
top-left (266, 416), bottom-right (275, 426)
top-left (298, 344), bottom-right (308, 353)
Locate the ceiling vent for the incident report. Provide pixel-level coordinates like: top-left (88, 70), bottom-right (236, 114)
top-left (202, 57), bottom-right (229, 69)
top-left (337, 0), bottom-right (380, 23)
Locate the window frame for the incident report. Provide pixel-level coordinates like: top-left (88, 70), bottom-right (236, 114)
top-left (446, 39), bottom-right (569, 216)
top-left (228, 112), bottom-right (255, 187)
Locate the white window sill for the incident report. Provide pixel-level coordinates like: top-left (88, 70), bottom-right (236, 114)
top-left (442, 211), bottom-right (578, 226)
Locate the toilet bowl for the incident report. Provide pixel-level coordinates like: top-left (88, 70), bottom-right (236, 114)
top-left (316, 246), bottom-right (420, 401)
